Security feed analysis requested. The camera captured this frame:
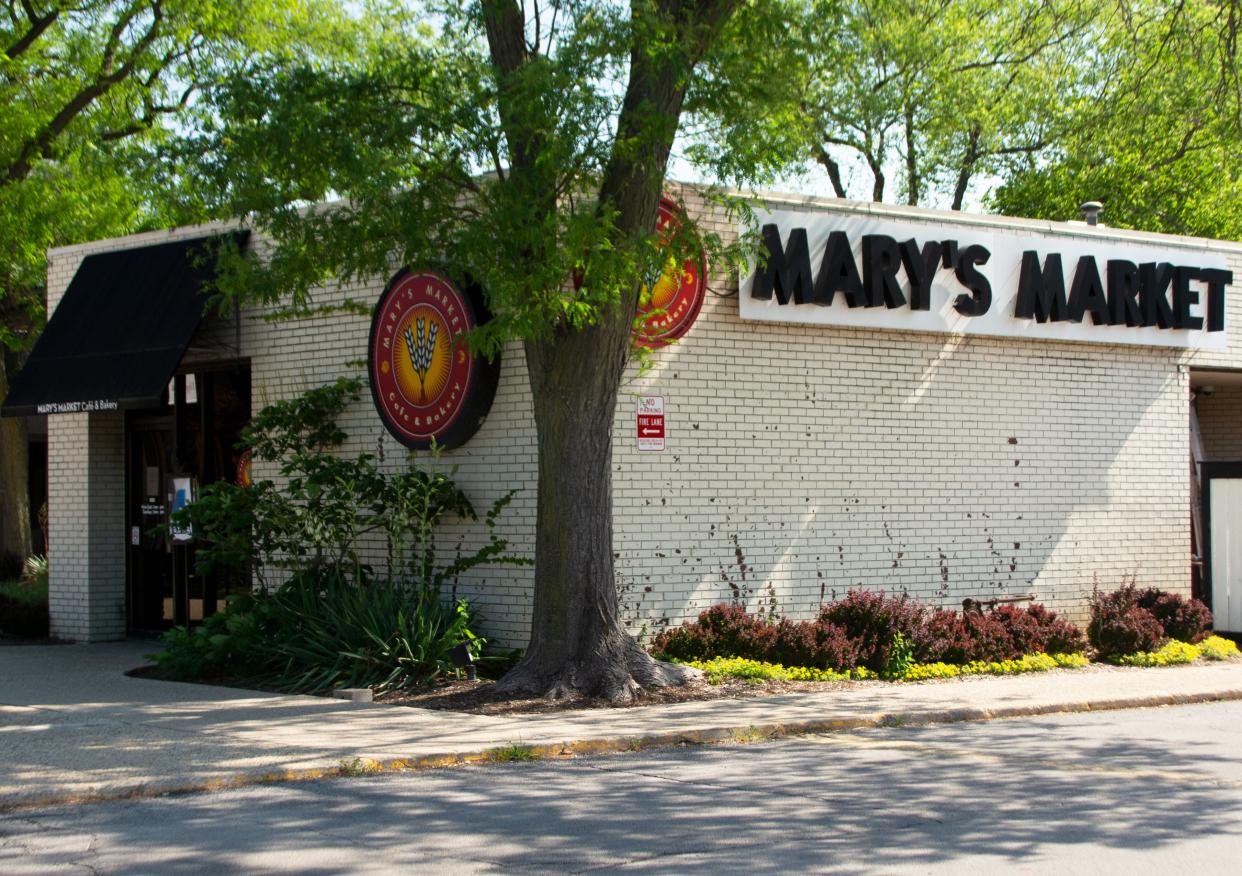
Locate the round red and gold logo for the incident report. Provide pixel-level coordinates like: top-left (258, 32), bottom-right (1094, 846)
top-left (368, 269), bottom-right (500, 449)
top-left (235, 450), bottom-right (253, 488)
top-left (635, 197), bottom-right (708, 349)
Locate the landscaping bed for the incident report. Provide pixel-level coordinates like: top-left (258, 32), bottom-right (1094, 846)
top-left (373, 657), bottom-right (1225, 716)
top-left (134, 379), bottom-right (1242, 710)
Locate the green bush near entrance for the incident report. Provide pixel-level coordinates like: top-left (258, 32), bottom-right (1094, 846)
top-left (150, 379), bottom-right (524, 693)
top-left (0, 573), bottom-right (49, 639)
top-left (150, 567), bottom-right (480, 693)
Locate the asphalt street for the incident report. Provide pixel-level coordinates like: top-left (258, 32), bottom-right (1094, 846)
top-left (3, 700), bottom-right (1241, 874)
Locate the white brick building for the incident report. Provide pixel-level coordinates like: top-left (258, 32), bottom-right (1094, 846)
top-left (13, 189), bottom-right (1242, 644)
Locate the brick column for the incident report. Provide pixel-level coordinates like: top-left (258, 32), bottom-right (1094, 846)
top-left (47, 411), bottom-right (126, 641)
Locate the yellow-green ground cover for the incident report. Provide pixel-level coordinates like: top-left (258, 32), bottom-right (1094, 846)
top-left (680, 637), bottom-right (1239, 684)
top-left (1114, 635), bottom-right (1239, 666)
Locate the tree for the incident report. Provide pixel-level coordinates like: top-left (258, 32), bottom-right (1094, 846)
top-left (184, 0), bottom-right (792, 700)
top-left (693, 0), bottom-right (1100, 209)
top-left (0, 0), bottom-right (355, 566)
top-left (991, 0), bottom-right (1242, 238)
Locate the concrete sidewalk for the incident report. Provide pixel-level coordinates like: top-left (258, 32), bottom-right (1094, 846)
top-left (3, 641), bottom-right (1242, 811)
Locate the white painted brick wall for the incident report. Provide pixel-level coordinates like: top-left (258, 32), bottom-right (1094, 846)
top-left (44, 192), bottom-right (1242, 643)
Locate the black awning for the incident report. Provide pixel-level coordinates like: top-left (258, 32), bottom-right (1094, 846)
top-left (1, 232), bottom-right (248, 417)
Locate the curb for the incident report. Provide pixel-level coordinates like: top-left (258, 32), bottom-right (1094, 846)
top-left (4, 686), bottom-right (1242, 814)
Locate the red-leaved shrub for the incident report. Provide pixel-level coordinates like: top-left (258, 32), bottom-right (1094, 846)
top-left (649, 603), bottom-right (775, 662)
top-left (768, 618), bottom-right (857, 672)
top-left (910, 608), bottom-right (974, 664)
top-left (1088, 585), bottom-right (1167, 659)
top-left (962, 611), bottom-right (1020, 662)
top-left (650, 592), bottom-right (1090, 671)
top-left (1136, 589), bottom-right (1213, 644)
top-left (818, 589), bottom-right (926, 673)
top-left (1022, 602), bottom-right (1087, 654)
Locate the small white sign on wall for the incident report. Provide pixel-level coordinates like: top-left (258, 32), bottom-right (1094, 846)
top-left (637, 395), bottom-right (665, 452)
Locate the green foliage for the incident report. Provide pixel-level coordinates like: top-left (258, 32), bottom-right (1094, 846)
top-left (694, 0), bottom-right (1099, 207)
top-left (991, 1), bottom-right (1242, 237)
top-left (178, 1), bottom-right (778, 359)
top-left (149, 567), bottom-right (482, 693)
top-left (0, 576), bottom-right (47, 604)
top-left (20, 555), bottom-right (47, 590)
top-left (172, 377), bottom-right (525, 590)
top-left (0, 0), bottom-right (362, 351)
top-left (1115, 636), bottom-right (1240, 666)
top-left (488, 744), bottom-right (538, 763)
top-left (155, 379), bottom-right (525, 694)
top-left (678, 652), bottom-right (1090, 684)
top-left (0, 574), bottom-right (49, 637)
top-left (881, 631), bottom-right (913, 680)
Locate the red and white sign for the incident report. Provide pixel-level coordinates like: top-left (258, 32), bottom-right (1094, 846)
top-left (637, 395), bottom-right (665, 451)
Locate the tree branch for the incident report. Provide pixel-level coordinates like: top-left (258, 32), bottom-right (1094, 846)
top-left (2, 0), bottom-right (167, 185)
top-left (5, 0), bottom-right (59, 60)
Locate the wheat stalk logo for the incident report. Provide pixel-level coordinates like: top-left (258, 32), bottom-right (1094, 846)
top-left (403, 317), bottom-right (439, 403)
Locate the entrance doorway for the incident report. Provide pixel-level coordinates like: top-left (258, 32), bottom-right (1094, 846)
top-left (125, 365), bottom-right (250, 632)
top-left (1204, 463), bottom-right (1242, 635)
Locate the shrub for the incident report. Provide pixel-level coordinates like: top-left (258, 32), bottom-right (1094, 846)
top-left (882, 631), bottom-right (913, 679)
top-left (0, 575), bottom-right (49, 639)
top-left (986, 603), bottom-right (1086, 656)
top-left (1022, 603), bottom-right (1086, 654)
top-left (151, 381), bottom-right (525, 694)
top-left (1088, 585), bottom-right (1166, 659)
top-left (910, 608), bottom-right (973, 664)
top-left (1136, 589), bottom-right (1213, 645)
top-left (962, 610), bottom-right (1020, 662)
top-left (21, 555), bottom-right (48, 590)
top-left (768, 618), bottom-right (857, 672)
top-left (1116, 639), bottom-right (1201, 667)
top-left (170, 378), bottom-right (524, 591)
top-left (818, 589), bottom-right (925, 673)
top-left (676, 656), bottom-right (858, 684)
top-left (650, 603), bottom-right (776, 663)
top-left (150, 568), bottom-right (480, 693)
top-left (655, 595), bottom-right (1089, 672)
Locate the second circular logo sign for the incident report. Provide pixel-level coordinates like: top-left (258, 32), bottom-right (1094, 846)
top-left (635, 197), bottom-right (708, 349)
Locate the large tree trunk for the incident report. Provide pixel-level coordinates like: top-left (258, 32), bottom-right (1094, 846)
top-left (495, 317), bottom-right (698, 701)
top-left (0, 353), bottom-right (33, 569)
top-left (493, 0), bottom-right (737, 700)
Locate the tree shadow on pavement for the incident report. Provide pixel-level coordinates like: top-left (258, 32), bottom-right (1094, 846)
top-left (4, 703), bottom-right (1242, 873)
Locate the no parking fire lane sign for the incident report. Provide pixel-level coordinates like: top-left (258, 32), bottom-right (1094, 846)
top-left (637, 395), bottom-right (665, 452)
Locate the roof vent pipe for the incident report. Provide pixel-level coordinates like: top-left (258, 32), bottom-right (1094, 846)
top-left (1080, 201), bottom-right (1103, 226)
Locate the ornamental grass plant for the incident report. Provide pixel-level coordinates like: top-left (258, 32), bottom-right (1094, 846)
top-left (151, 567), bottom-right (480, 693)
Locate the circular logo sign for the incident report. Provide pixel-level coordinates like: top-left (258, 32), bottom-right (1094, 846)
top-left (635, 197), bottom-right (708, 349)
top-left (235, 450), bottom-right (253, 488)
top-left (368, 269), bottom-right (501, 449)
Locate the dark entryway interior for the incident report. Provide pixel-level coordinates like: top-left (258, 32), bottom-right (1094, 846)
top-left (1191, 370), bottom-right (1242, 634)
top-left (126, 364), bottom-right (250, 632)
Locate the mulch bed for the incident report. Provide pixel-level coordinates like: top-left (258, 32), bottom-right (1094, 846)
top-left (378, 675), bottom-right (857, 715)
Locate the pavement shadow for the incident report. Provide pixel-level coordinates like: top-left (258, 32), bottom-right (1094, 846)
top-left (4, 704), bottom-right (1241, 873)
